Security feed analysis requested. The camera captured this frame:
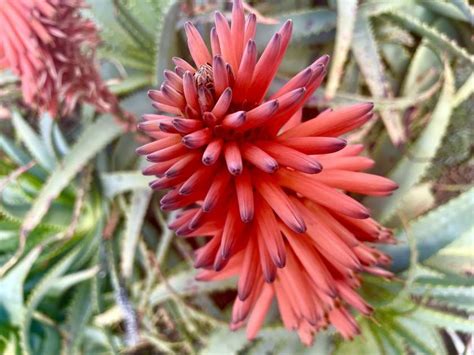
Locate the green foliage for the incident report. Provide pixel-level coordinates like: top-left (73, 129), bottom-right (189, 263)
top-left (384, 188), bottom-right (474, 272)
top-left (21, 114), bottom-right (123, 237)
top-left (365, 60), bottom-right (455, 222)
top-left (0, 0), bottom-right (472, 354)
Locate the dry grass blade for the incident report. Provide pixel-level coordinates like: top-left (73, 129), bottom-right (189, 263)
top-left (325, 0), bottom-right (358, 99)
top-left (351, 14), bottom-right (406, 145)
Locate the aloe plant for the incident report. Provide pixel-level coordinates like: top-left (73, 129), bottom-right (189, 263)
top-left (0, 0), bottom-right (472, 354)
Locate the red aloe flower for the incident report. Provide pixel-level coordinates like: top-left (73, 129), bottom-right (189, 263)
top-left (0, 0), bottom-right (117, 116)
top-left (138, 0), bottom-right (398, 344)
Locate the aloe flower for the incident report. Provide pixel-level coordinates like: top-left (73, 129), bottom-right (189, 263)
top-left (138, 0), bottom-right (397, 344)
top-left (0, 0), bottom-right (117, 116)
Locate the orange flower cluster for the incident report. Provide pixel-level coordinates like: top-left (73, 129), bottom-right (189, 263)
top-left (138, 0), bottom-right (397, 344)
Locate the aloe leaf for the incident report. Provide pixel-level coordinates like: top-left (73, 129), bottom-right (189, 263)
top-left (315, 76), bottom-right (441, 111)
top-left (411, 307), bottom-right (474, 333)
top-left (149, 269), bottom-right (236, 306)
top-left (339, 58), bottom-right (360, 93)
top-left (371, 325), bottom-right (405, 355)
top-left (431, 294), bottom-right (474, 313)
top-left (52, 124), bottom-right (70, 157)
top-left (419, 0), bottom-right (470, 23)
top-left (395, 182), bottom-right (434, 221)
top-left (111, 0), bottom-right (155, 51)
top-left (37, 325), bottom-right (61, 355)
top-left (47, 267), bottom-right (99, 297)
top-left (11, 111), bottom-right (55, 171)
top-left (201, 328), bottom-right (248, 355)
top-left (93, 306), bottom-right (124, 327)
top-left (366, 60), bottom-right (455, 222)
top-left (38, 113), bottom-right (56, 162)
top-left (253, 328), bottom-right (332, 355)
top-left (453, 72), bottom-right (474, 108)
top-left (153, 1), bottom-right (179, 86)
top-left (359, 0), bottom-right (416, 17)
top-left (387, 12), bottom-right (474, 64)
top-left (424, 226), bottom-right (474, 276)
top-left (401, 39), bottom-right (442, 96)
top-left (393, 316), bottom-right (441, 355)
top-left (411, 281), bottom-right (474, 312)
top-left (120, 89), bottom-right (153, 118)
top-left (325, 0), bottom-right (358, 98)
top-left (109, 74), bottom-right (152, 96)
top-left (382, 188), bottom-right (474, 272)
top-left (334, 320), bottom-right (381, 355)
top-left (0, 247), bottom-right (40, 326)
top-left (20, 248), bottom-right (81, 355)
top-left (2, 334), bottom-right (18, 355)
top-left (21, 115), bottom-right (123, 237)
top-left (88, 0), bottom-right (154, 70)
top-left (100, 171), bottom-right (152, 198)
top-left (452, 0), bottom-right (474, 23)
top-left (0, 222), bottom-right (18, 252)
top-left (121, 189), bottom-right (152, 279)
top-left (65, 281), bottom-right (94, 354)
top-left (100, 50), bottom-right (154, 71)
top-left (155, 211), bottom-right (177, 266)
top-left (380, 44), bottom-right (411, 91)
top-left (0, 135), bottom-right (32, 167)
top-left (351, 13), bottom-right (405, 145)
top-left (256, 9), bottom-right (337, 46)
top-left (83, 326), bottom-right (123, 352)
top-left (279, 46), bottom-right (315, 77)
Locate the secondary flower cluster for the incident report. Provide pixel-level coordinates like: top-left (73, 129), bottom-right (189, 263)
top-left (138, 0), bottom-right (397, 345)
top-left (0, 0), bottom-right (117, 116)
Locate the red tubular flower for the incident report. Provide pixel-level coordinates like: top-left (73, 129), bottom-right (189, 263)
top-left (0, 0), bottom-right (117, 116)
top-left (138, 0), bottom-right (398, 345)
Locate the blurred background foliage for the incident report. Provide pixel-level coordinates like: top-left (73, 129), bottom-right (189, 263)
top-left (0, 0), bottom-right (473, 354)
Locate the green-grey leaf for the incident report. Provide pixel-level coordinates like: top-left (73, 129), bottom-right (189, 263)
top-left (359, 0), bottom-right (416, 17)
top-left (351, 13), bottom-right (405, 144)
top-left (453, 72), bottom-right (474, 108)
top-left (109, 74), bottom-right (152, 96)
top-left (0, 135), bottom-right (32, 167)
top-left (100, 171), bottom-right (153, 198)
top-left (419, 0), bottom-right (471, 22)
top-left (153, 0), bottom-right (179, 86)
top-left (401, 39), bottom-right (442, 96)
top-left (256, 9), bottom-right (337, 47)
top-left (149, 269), bottom-right (236, 306)
top-left (392, 316), bottom-right (440, 355)
top-left (383, 188), bottom-right (474, 272)
top-left (52, 124), bottom-right (70, 157)
top-left (47, 267), bottom-right (99, 297)
top-left (201, 327), bottom-right (248, 355)
top-left (65, 281), bottom-right (94, 354)
top-left (334, 320), bottom-right (381, 355)
top-left (0, 248), bottom-right (40, 326)
top-left (411, 307), bottom-right (474, 333)
top-left (11, 111), bottom-right (55, 171)
top-left (38, 113), bottom-right (56, 163)
top-left (366, 60), bottom-right (455, 222)
top-left (21, 248), bottom-right (80, 355)
top-left (387, 12), bottom-right (474, 63)
top-left (21, 115), bottom-right (123, 236)
top-left (121, 189), bottom-right (152, 279)
top-left (424, 226), bottom-right (474, 276)
top-left (451, 0), bottom-right (474, 23)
